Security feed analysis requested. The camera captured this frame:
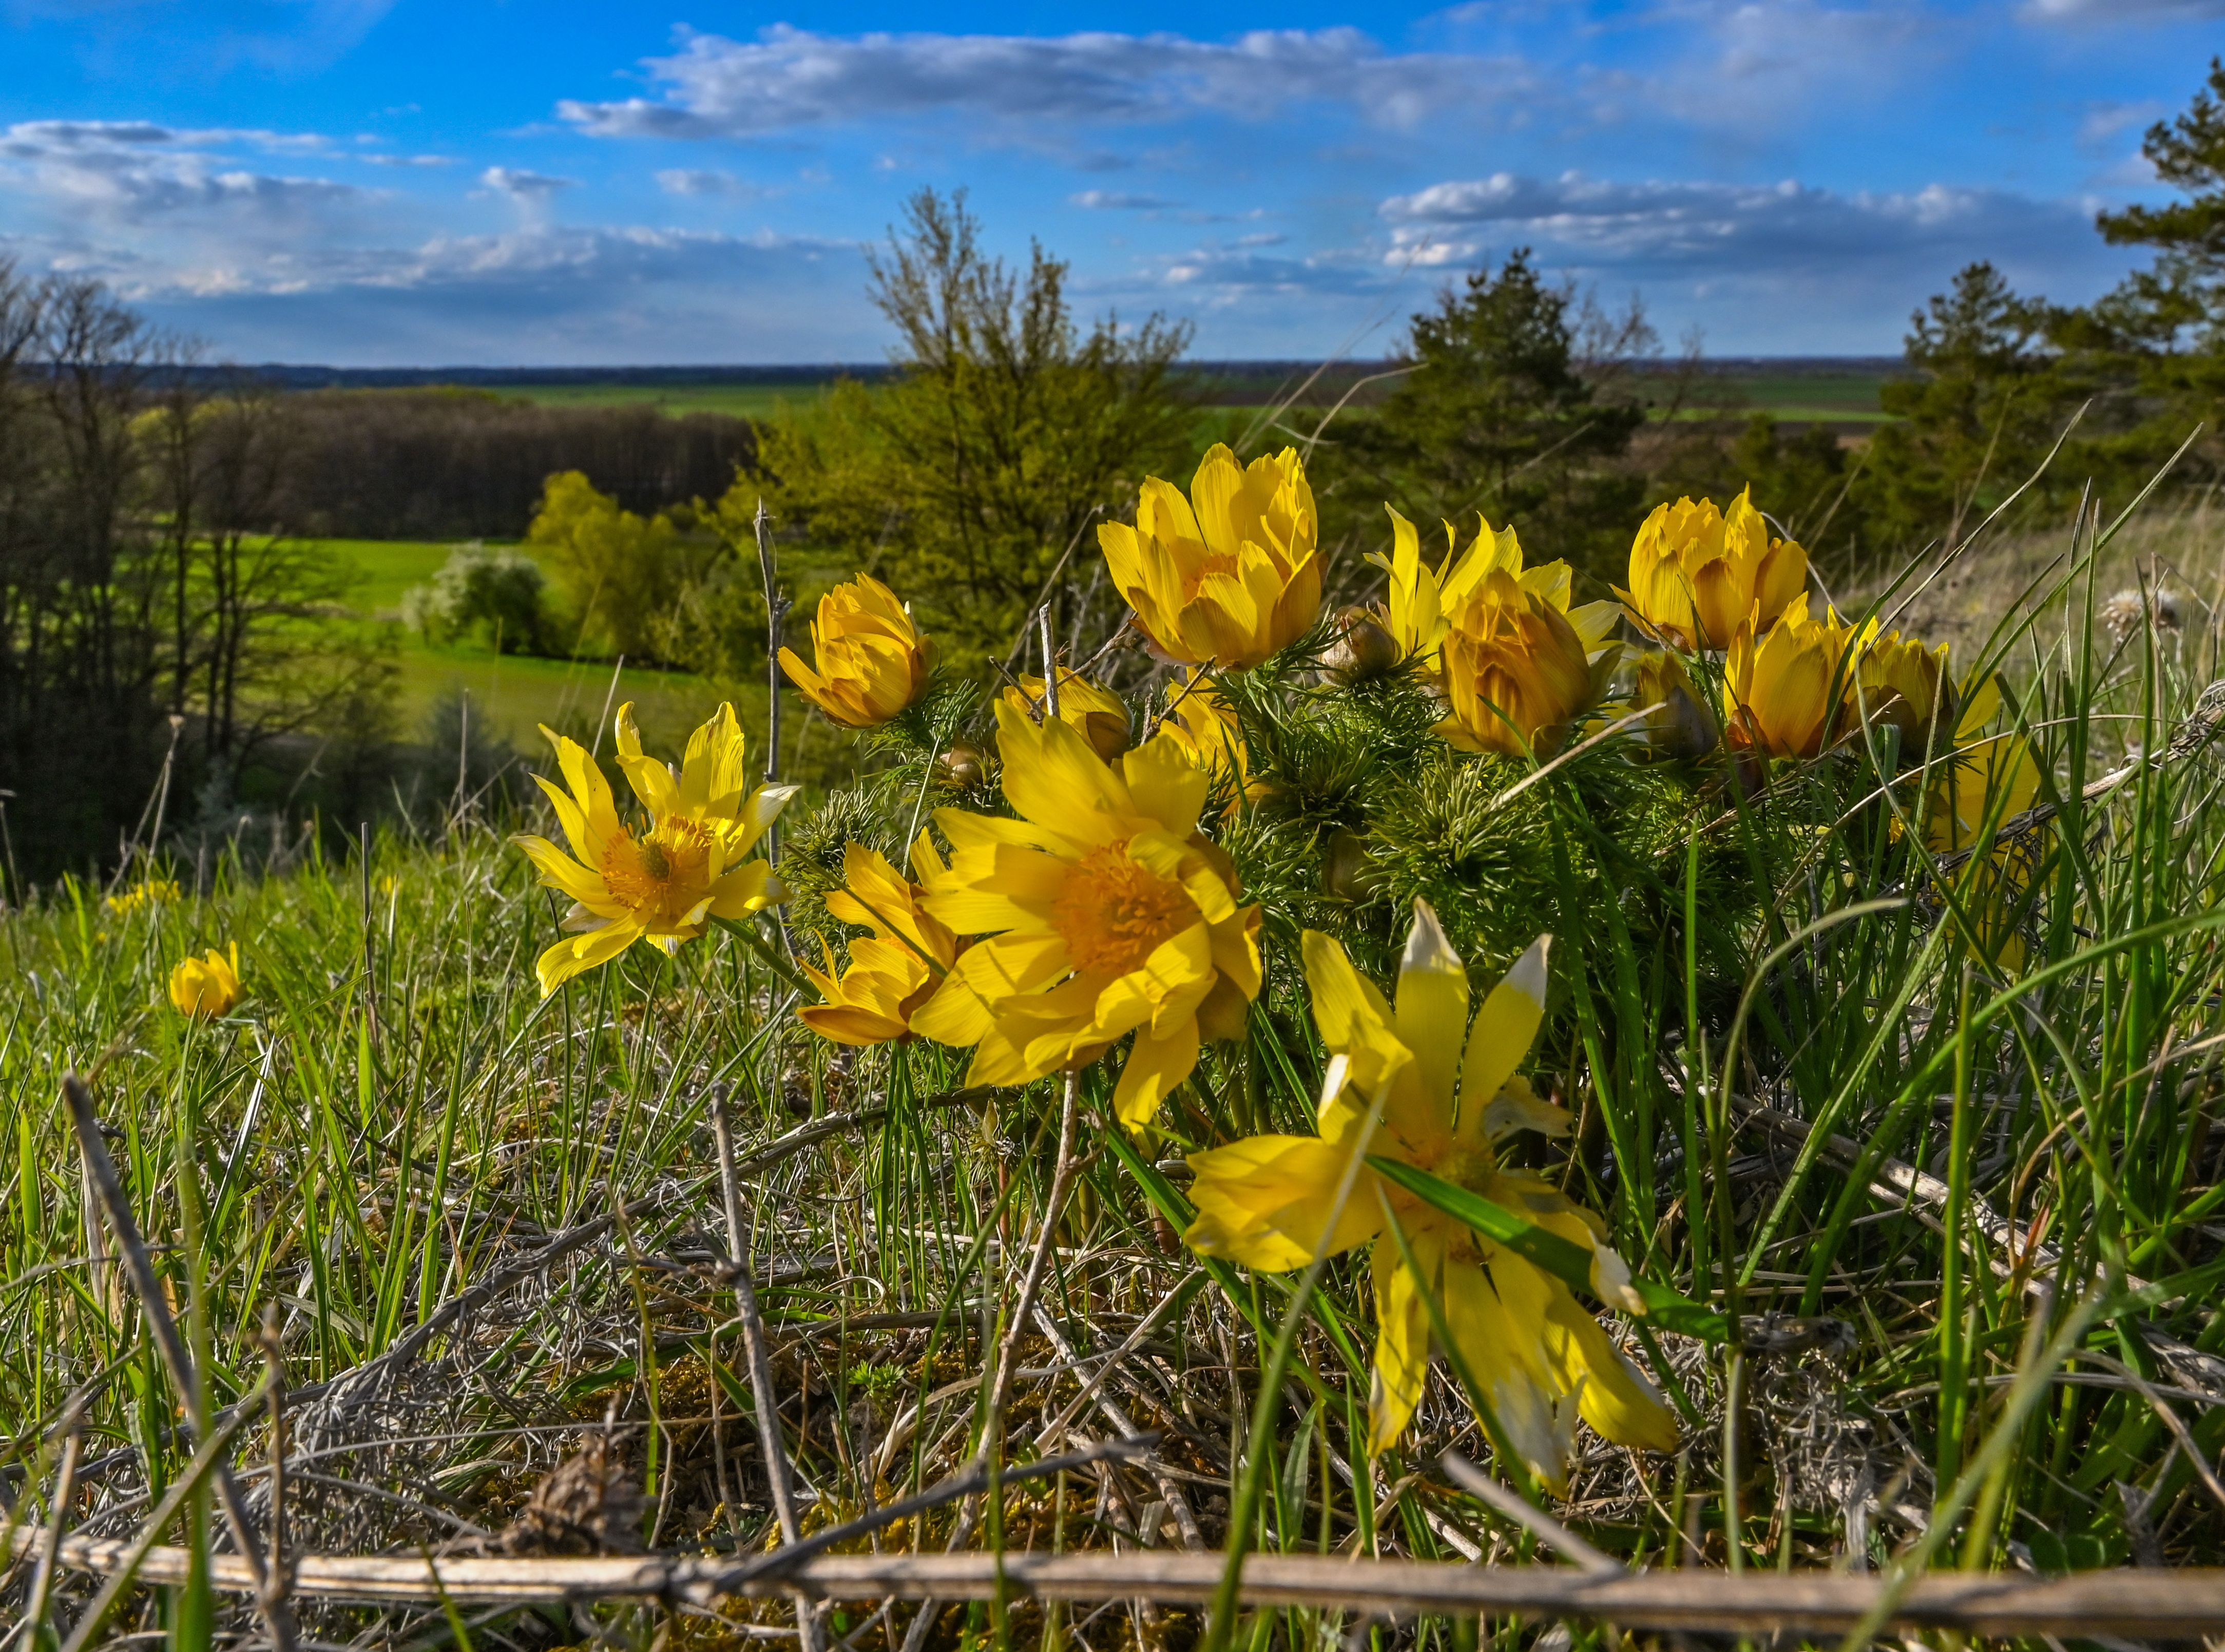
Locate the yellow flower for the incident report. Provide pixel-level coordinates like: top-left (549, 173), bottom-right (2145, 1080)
top-left (799, 835), bottom-right (961, 1046)
top-left (168, 945), bottom-right (242, 1019)
top-left (1618, 488), bottom-right (1808, 651)
top-left (1370, 507), bottom-right (1535, 666)
top-left (911, 699), bottom-right (1263, 1128)
top-left (779, 573), bottom-right (933, 728)
top-left (1854, 628), bottom-right (1953, 759)
top-left (514, 702), bottom-right (796, 994)
top-left (1436, 572), bottom-right (1622, 757)
top-left (1099, 443), bottom-right (1321, 670)
top-left (1926, 677), bottom-right (2041, 854)
top-left (1723, 595), bottom-right (1870, 760)
top-left (1153, 669), bottom-right (1260, 808)
top-left (1622, 651), bottom-right (1720, 760)
top-left (1183, 905), bottom-right (1675, 1485)
top-left (999, 669), bottom-right (1131, 763)
top-left (105, 878), bottom-right (182, 918)
top-left (1925, 676), bottom-right (2044, 970)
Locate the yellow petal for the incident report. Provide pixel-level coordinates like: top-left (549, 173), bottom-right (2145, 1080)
top-left (1368, 1228), bottom-right (1435, 1455)
top-left (1454, 934), bottom-right (1550, 1143)
top-left (994, 700), bottom-right (1129, 848)
top-left (535, 919), bottom-right (641, 995)
top-left (1393, 899), bottom-right (1468, 1135)
top-left (1442, 1257), bottom-right (1576, 1494)
top-left (1183, 1136), bottom-right (1385, 1271)
top-left (1122, 734), bottom-right (1211, 837)
top-left (1111, 1015), bottom-right (1199, 1129)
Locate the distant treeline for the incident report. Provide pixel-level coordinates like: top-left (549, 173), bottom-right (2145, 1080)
top-left (257, 390), bottom-right (755, 539)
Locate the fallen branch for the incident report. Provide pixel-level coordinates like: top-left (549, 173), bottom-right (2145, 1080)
top-left (11, 1532), bottom-right (2225, 1636)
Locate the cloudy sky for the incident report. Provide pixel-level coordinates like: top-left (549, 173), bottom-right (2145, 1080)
top-left (0, 0), bottom-right (2210, 363)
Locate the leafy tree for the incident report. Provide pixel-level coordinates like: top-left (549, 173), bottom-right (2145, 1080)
top-left (2097, 59), bottom-right (2225, 334)
top-left (1321, 250), bottom-right (1647, 578)
top-left (742, 189), bottom-right (1197, 663)
top-left (526, 470), bottom-right (712, 665)
top-left (2059, 57), bottom-right (2225, 478)
top-left (1853, 263), bottom-right (2069, 554)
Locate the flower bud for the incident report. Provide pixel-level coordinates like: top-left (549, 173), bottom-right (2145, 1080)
top-left (937, 741), bottom-right (988, 791)
top-left (1622, 652), bottom-right (1720, 762)
top-left (1322, 605), bottom-right (1404, 683)
top-left (1322, 828), bottom-right (1384, 902)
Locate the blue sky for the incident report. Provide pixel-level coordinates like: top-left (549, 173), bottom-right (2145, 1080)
top-left (0, 0), bottom-right (2213, 363)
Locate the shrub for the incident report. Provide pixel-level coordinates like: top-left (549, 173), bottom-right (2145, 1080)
top-left (400, 542), bottom-right (549, 654)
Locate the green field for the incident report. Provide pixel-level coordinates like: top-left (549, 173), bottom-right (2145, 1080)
top-left (444, 362), bottom-right (1900, 427)
top-left (489, 381), bottom-right (846, 420)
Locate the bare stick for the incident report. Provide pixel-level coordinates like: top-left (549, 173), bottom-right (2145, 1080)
top-left (259, 1303), bottom-right (290, 1611)
top-left (1438, 1454), bottom-right (1620, 1574)
top-left (753, 498), bottom-right (785, 788)
top-left (709, 1084), bottom-right (822, 1652)
top-left (22, 1536), bottom-right (2225, 1636)
top-left (62, 1073), bottom-right (298, 1652)
top-left (1037, 607), bottom-right (1062, 721)
top-left (23, 1397), bottom-right (86, 1647)
top-left (981, 1069), bottom-right (1082, 1440)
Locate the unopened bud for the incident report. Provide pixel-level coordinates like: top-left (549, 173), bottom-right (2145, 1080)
top-left (936, 741), bottom-right (988, 791)
top-left (1322, 606), bottom-right (1403, 684)
top-left (1622, 652), bottom-right (1719, 762)
top-left (1323, 828), bottom-right (1384, 903)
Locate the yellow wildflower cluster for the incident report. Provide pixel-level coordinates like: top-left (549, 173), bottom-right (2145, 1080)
top-left (497, 440), bottom-right (2041, 1485)
top-left (105, 878), bottom-right (181, 918)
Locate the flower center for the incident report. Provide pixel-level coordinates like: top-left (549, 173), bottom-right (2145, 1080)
top-left (1183, 547), bottom-right (1241, 597)
top-left (600, 818), bottom-right (719, 927)
top-left (1434, 1141), bottom-right (1500, 1193)
top-left (1052, 843), bottom-right (1196, 976)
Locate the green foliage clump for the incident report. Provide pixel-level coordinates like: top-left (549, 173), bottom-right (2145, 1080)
top-left (1317, 249), bottom-right (1648, 579)
top-left (527, 469), bottom-right (716, 666)
top-left (745, 189), bottom-right (1199, 664)
top-left (400, 542), bottom-right (548, 653)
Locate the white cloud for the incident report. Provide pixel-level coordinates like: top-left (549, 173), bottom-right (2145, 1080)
top-left (1375, 170), bottom-right (2134, 341)
top-left (1070, 189), bottom-right (1174, 209)
top-left (2022, 0), bottom-right (2225, 20)
top-left (0, 119), bottom-right (362, 224)
top-left (656, 167), bottom-right (767, 199)
top-left (1565, 0), bottom-right (1950, 139)
top-left (2079, 100), bottom-right (2164, 146)
top-left (102, 226), bottom-right (876, 364)
top-left (1380, 171), bottom-right (2094, 275)
top-left (559, 24), bottom-right (1534, 139)
top-left (479, 166), bottom-right (575, 199)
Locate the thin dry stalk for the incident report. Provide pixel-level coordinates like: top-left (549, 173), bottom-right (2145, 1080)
top-left (709, 1083), bottom-right (822, 1652)
top-left (61, 1072), bottom-right (298, 1652)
